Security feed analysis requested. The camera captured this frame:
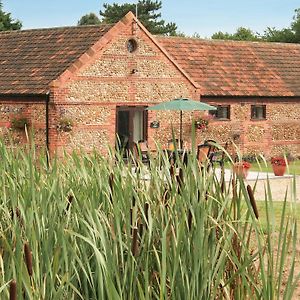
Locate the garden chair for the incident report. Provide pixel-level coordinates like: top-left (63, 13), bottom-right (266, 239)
top-left (133, 140), bottom-right (150, 166)
top-left (197, 140), bottom-right (228, 169)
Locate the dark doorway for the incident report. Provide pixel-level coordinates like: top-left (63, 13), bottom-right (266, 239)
top-left (116, 106), bottom-right (148, 155)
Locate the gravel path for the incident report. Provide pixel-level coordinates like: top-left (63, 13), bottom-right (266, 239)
top-left (247, 175), bottom-right (300, 202)
top-left (216, 168), bottom-right (300, 202)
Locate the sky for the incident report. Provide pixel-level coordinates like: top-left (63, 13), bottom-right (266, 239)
top-left (3, 0), bottom-right (299, 37)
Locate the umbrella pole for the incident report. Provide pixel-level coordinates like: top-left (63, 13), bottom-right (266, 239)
top-left (180, 110), bottom-right (183, 148)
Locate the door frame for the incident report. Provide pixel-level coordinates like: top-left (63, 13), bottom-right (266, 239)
top-left (116, 106), bottom-right (148, 151)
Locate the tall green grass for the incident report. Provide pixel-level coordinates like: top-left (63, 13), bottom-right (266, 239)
top-left (0, 141), bottom-right (298, 299)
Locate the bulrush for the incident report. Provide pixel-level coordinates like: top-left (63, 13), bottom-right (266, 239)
top-left (169, 165), bottom-right (175, 177)
top-left (11, 207), bottom-right (24, 227)
top-left (24, 242), bottom-right (33, 277)
top-left (220, 167), bottom-right (225, 193)
top-left (188, 209), bottom-right (193, 231)
top-left (131, 227), bottom-right (139, 256)
top-left (108, 173), bottom-right (114, 202)
top-left (132, 195), bottom-right (136, 207)
top-left (9, 280), bottom-right (17, 300)
top-left (65, 195), bottom-right (73, 213)
top-left (138, 221), bottom-right (143, 238)
top-left (232, 178), bottom-right (237, 201)
top-left (247, 185), bottom-right (259, 219)
top-left (144, 202), bottom-right (149, 222)
top-left (177, 168), bottom-right (184, 193)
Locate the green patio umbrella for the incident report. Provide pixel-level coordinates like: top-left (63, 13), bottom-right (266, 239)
top-left (147, 98), bottom-right (217, 145)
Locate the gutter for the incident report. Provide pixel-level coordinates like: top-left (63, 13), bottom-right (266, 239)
top-left (46, 91), bottom-right (50, 155)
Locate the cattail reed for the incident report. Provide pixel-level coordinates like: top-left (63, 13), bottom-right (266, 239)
top-left (9, 280), bottom-right (17, 300)
top-left (169, 165), bottom-right (175, 177)
top-left (11, 207), bottom-right (24, 227)
top-left (130, 208), bottom-right (133, 230)
top-left (144, 202), bottom-right (149, 225)
top-left (232, 178), bottom-right (237, 201)
top-left (138, 222), bottom-right (143, 238)
top-left (65, 195), bottom-right (73, 213)
top-left (220, 165), bottom-right (225, 193)
top-left (24, 242), bottom-right (33, 277)
top-left (247, 185), bottom-right (259, 219)
top-left (188, 209), bottom-right (193, 231)
top-left (177, 168), bottom-right (184, 192)
top-left (109, 173), bottom-right (114, 202)
top-left (131, 227), bottom-right (139, 256)
top-left (132, 194), bottom-right (136, 207)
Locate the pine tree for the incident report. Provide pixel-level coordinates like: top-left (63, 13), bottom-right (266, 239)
top-left (0, 1), bottom-right (22, 31)
top-left (99, 0), bottom-right (177, 35)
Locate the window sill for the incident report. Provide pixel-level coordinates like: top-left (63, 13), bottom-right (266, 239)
top-left (251, 118), bottom-right (266, 121)
top-left (214, 118), bottom-right (230, 121)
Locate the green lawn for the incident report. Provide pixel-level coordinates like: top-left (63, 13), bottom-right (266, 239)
top-left (253, 201), bottom-right (300, 231)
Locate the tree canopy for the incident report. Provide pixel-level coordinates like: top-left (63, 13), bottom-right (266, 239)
top-left (211, 27), bottom-right (259, 41)
top-left (0, 1), bottom-right (22, 31)
top-left (211, 8), bottom-right (300, 43)
top-left (78, 0), bottom-right (178, 36)
top-left (78, 13), bottom-right (101, 26)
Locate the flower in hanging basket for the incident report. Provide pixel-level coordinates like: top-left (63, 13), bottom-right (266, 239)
top-left (271, 157), bottom-right (287, 166)
top-left (195, 115), bottom-right (213, 130)
top-left (10, 117), bottom-right (30, 130)
top-left (234, 161), bottom-right (252, 169)
top-left (57, 117), bottom-right (73, 132)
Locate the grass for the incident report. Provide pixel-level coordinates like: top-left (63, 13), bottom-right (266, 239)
top-left (0, 141), bottom-right (299, 299)
top-left (252, 201), bottom-right (300, 231)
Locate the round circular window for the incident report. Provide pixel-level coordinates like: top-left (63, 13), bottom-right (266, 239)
top-left (127, 39), bottom-right (138, 53)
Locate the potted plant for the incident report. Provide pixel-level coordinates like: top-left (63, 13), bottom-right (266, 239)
top-left (233, 161), bottom-right (251, 179)
top-left (270, 157), bottom-right (287, 176)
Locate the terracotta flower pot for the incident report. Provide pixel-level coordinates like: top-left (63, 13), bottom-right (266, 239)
top-left (272, 164), bottom-right (286, 176)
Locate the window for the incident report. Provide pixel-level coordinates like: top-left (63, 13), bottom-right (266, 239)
top-left (209, 105), bottom-right (230, 120)
top-left (126, 39), bottom-right (138, 53)
top-left (251, 105), bottom-right (266, 120)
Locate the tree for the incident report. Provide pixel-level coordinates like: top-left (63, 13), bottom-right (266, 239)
top-left (212, 27), bottom-right (259, 41)
top-left (291, 8), bottom-right (300, 42)
top-left (78, 13), bottom-right (101, 26)
top-left (0, 1), bottom-right (22, 31)
top-left (262, 27), bottom-right (296, 43)
top-left (99, 0), bottom-right (177, 35)
top-left (211, 8), bottom-right (300, 43)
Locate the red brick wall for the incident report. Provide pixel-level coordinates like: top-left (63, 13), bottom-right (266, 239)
top-left (0, 95), bottom-right (47, 148)
top-left (50, 17), bottom-right (196, 155)
top-left (201, 96), bottom-right (300, 158)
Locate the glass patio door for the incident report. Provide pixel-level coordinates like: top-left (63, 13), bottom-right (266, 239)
top-left (116, 106), bottom-right (148, 154)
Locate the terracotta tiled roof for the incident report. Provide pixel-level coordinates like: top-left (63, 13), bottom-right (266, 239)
top-left (0, 25), bottom-right (113, 94)
top-left (158, 36), bottom-right (300, 97)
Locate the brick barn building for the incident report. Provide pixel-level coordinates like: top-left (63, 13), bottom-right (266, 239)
top-left (0, 12), bottom-right (300, 157)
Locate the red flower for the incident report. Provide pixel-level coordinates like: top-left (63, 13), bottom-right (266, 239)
top-left (235, 161), bottom-right (251, 169)
top-left (271, 157), bottom-right (287, 166)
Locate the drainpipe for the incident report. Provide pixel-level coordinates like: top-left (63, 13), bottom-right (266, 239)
top-left (45, 91), bottom-right (50, 161)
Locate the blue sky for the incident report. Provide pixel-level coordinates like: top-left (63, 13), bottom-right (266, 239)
top-left (3, 0), bottom-right (299, 37)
